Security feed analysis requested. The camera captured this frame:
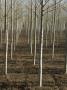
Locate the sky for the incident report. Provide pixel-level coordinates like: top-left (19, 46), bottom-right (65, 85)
top-left (65, 0), bottom-right (67, 1)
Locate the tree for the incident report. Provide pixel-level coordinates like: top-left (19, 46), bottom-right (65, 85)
top-left (30, 0), bottom-right (33, 55)
top-left (65, 22), bottom-right (67, 73)
top-left (39, 0), bottom-right (43, 87)
top-left (5, 0), bottom-right (8, 75)
top-left (34, 0), bottom-right (37, 65)
top-left (0, 0), bottom-right (2, 46)
top-left (11, 0), bottom-right (13, 60)
top-left (45, 7), bottom-right (49, 48)
top-left (52, 0), bottom-right (56, 59)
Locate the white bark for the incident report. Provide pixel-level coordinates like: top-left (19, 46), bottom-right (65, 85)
top-left (11, 29), bottom-right (13, 60)
top-left (11, 28), bottom-right (13, 60)
top-left (65, 22), bottom-right (67, 74)
top-left (27, 8), bottom-right (29, 44)
top-left (50, 25), bottom-right (53, 44)
top-left (6, 29), bottom-right (8, 75)
top-left (34, 0), bottom-right (37, 65)
top-left (37, 16), bottom-right (40, 44)
top-left (14, 40), bottom-right (16, 51)
top-left (34, 27), bottom-right (36, 65)
top-left (26, 22), bottom-right (28, 35)
top-left (31, 29), bottom-right (33, 54)
top-left (11, 0), bottom-right (13, 60)
top-left (0, 0), bottom-right (2, 46)
top-left (40, 28), bottom-right (43, 87)
top-left (16, 18), bottom-right (18, 45)
top-left (52, 0), bottom-right (56, 59)
top-left (46, 33), bottom-right (47, 48)
top-left (30, 0), bottom-right (33, 55)
top-left (16, 31), bottom-right (18, 45)
top-left (38, 26), bottom-right (40, 44)
top-left (28, 27), bottom-right (30, 44)
top-left (46, 23), bottom-right (47, 48)
top-left (52, 23), bottom-right (55, 58)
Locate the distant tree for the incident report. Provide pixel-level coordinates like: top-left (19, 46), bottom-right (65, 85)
top-left (65, 22), bottom-right (67, 73)
top-left (52, 0), bottom-right (56, 59)
top-left (33, 0), bottom-right (37, 65)
top-left (0, 0), bottom-right (2, 45)
top-left (11, 0), bottom-right (13, 60)
top-left (30, 0), bottom-right (33, 54)
top-left (5, 0), bottom-right (8, 75)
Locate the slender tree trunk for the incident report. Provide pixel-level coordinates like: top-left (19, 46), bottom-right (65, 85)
top-left (30, 0), bottom-right (33, 54)
top-left (11, 0), bottom-right (13, 60)
top-left (27, 8), bottom-right (30, 44)
top-left (0, 0), bottom-right (2, 46)
top-left (38, 10), bottom-right (41, 44)
top-left (14, 7), bottom-right (17, 51)
top-left (52, 0), bottom-right (56, 59)
top-left (65, 22), bottom-right (67, 73)
top-left (6, 21), bottom-right (8, 76)
top-left (16, 13), bottom-right (18, 45)
top-left (50, 12), bottom-right (53, 45)
top-left (50, 26), bottom-right (52, 44)
top-left (34, 0), bottom-right (37, 65)
top-left (1, 27), bottom-right (2, 45)
top-left (40, 0), bottom-right (43, 87)
top-left (38, 24), bottom-right (40, 44)
top-left (25, 21), bottom-right (27, 35)
top-left (45, 7), bottom-right (48, 48)
top-left (5, 0), bottom-right (8, 75)
top-left (14, 30), bottom-right (16, 51)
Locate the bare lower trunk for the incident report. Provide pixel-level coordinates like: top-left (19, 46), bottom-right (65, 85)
top-left (11, 0), bottom-right (13, 60)
top-left (52, 0), bottom-right (56, 59)
top-left (50, 28), bottom-right (53, 44)
top-left (1, 28), bottom-right (2, 45)
top-left (65, 22), bottom-right (67, 73)
top-left (11, 45), bottom-right (13, 60)
top-left (46, 34), bottom-right (47, 48)
top-left (14, 36), bottom-right (16, 51)
top-left (34, 30), bottom-right (36, 65)
top-left (28, 27), bottom-right (29, 44)
top-left (40, 0), bottom-right (43, 87)
top-left (11, 31), bottom-right (13, 60)
top-left (16, 31), bottom-right (18, 45)
top-left (27, 9), bottom-right (30, 44)
top-left (31, 31), bottom-right (33, 54)
top-left (34, 0), bottom-right (37, 65)
top-left (30, 0), bottom-right (33, 55)
top-left (34, 25), bottom-right (37, 65)
top-left (52, 24), bottom-right (55, 59)
top-left (40, 28), bottom-right (43, 87)
top-left (4, 0), bottom-right (8, 75)
top-left (45, 7), bottom-right (48, 48)
top-left (0, 0), bottom-right (2, 46)
top-left (16, 11), bottom-right (18, 46)
top-left (6, 30), bottom-right (8, 75)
